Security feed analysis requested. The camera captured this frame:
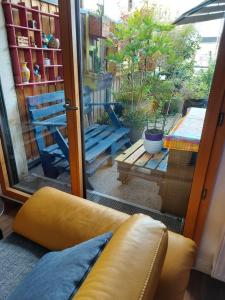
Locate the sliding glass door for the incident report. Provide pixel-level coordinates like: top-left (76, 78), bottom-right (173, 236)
top-left (0, 0), bottom-right (83, 200)
top-left (1, 0), bottom-right (225, 241)
top-left (77, 0), bottom-right (225, 234)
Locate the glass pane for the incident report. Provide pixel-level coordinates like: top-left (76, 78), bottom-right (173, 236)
top-left (80, 0), bottom-right (222, 233)
top-left (0, 1), bottom-right (71, 194)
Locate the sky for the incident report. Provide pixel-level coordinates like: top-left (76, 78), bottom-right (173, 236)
top-left (83, 0), bottom-right (225, 66)
top-left (84, 0), bottom-right (203, 21)
top-left (83, 0), bottom-right (224, 37)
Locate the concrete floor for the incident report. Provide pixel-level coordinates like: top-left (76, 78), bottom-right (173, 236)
top-left (89, 163), bottom-right (162, 210)
top-left (16, 160), bottom-right (162, 211)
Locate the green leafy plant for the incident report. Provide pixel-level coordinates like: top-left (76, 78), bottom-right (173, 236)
top-left (182, 58), bottom-right (216, 100)
top-left (145, 76), bottom-right (177, 132)
top-left (106, 2), bottom-right (202, 136)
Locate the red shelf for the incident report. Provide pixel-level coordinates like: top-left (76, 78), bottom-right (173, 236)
top-left (16, 79), bottom-right (64, 87)
top-left (44, 65), bottom-right (63, 68)
top-left (2, 1), bottom-right (59, 18)
top-left (9, 45), bottom-right (62, 51)
top-left (2, 0), bottom-right (63, 88)
top-left (6, 24), bottom-right (41, 32)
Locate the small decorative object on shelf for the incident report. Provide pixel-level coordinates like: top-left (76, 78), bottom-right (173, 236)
top-left (28, 20), bottom-right (37, 29)
top-left (42, 33), bottom-right (49, 48)
top-left (34, 64), bottom-right (41, 82)
top-left (48, 34), bottom-right (60, 49)
top-left (17, 36), bottom-right (29, 47)
top-left (44, 58), bottom-right (51, 66)
top-left (21, 62), bottom-right (30, 83)
top-left (29, 36), bottom-right (37, 48)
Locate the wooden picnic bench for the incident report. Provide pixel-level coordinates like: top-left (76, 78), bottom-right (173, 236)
top-left (115, 139), bottom-right (169, 185)
top-left (27, 89), bottom-right (131, 179)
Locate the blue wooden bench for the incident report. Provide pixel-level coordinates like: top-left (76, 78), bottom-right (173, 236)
top-left (27, 89), bottom-right (131, 179)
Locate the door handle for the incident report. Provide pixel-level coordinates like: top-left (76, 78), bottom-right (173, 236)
top-left (64, 103), bottom-right (79, 111)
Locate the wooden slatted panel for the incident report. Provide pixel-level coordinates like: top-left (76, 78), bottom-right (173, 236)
top-left (84, 124), bottom-right (99, 134)
top-left (85, 126), bottom-right (115, 150)
top-left (27, 90), bottom-right (64, 106)
top-left (145, 149), bottom-right (169, 170)
top-left (115, 139), bottom-right (143, 162)
top-left (157, 155), bottom-right (168, 172)
top-left (85, 128), bottom-right (129, 162)
top-left (84, 125), bottom-right (108, 141)
top-left (30, 103), bottom-right (65, 120)
top-left (125, 145), bottom-right (146, 165)
top-left (135, 152), bottom-right (153, 167)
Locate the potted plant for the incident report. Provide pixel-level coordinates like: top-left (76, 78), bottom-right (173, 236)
top-left (106, 4), bottom-right (202, 145)
top-left (143, 76), bottom-right (177, 154)
top-left (106, 6), bottom-right (174, 143)
top-left (113, 78), bottom-right (151, 142)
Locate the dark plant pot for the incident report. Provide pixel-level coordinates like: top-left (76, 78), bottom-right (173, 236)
top-left (182, 98), bottom-right (208, 116)
top-left (123, 121), bottom-right (145, 143)
top-left (130, 127), bottom-right (144, 143)
top-left (145, 129), bottom-right (163, 141)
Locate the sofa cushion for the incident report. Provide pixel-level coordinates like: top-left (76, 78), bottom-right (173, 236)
top-left (13, 187), bottom-right (128, 250)
top-left (7, 232), bottom-right (112, 300)
top-left (0, 233), bottom-right (48, 300)
top-left (74, 214), bottom-right (168, 300)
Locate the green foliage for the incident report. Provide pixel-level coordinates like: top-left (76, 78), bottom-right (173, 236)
top-left (106, 2), bottom-right (205, 131)
top-left (107, 6), bottom-right (174, 73)
top-left (123, 108), bottom-right (151, 129)
top-left (97, 112), bottom-right (111, 125)
top-left (182, 58), bottom-right (216, 99)
top-left (145, 76), bottom-right (178, 130)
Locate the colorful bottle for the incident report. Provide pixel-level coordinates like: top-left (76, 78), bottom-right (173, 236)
top-left (21, 62), bottom-right (30, 83)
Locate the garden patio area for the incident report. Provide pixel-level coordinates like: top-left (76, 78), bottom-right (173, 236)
top-left (9, 0), bottom-right (216, 222)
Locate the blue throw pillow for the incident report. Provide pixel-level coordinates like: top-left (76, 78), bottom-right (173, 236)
top-left (7, 232), bottom-right (112, 300)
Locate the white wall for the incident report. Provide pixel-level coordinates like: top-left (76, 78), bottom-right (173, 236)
top-left (195, 144), bottom-right (225, 279)
top-left (0, 2), bottom-right (28, 179)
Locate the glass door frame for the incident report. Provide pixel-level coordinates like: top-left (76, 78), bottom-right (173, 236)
top-left (184, 20), bottom-right (225, 242)
top-left (0, 0), bottom-right (84, 200)
top-left (0, 0), bottom-right (224, 243)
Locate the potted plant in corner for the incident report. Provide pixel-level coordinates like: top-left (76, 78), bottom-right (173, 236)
top-left (143, 76), bottom-right (177, 154)
top-left (181, 58), bottom-right (215, 116)
top-left (106, 5), bottom-right (174, 143)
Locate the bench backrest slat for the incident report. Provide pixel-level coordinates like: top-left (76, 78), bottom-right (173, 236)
top-left (27, 90), bottom-right (66, 151)
top-left (29, 103), bottom-right (65, 121)
top-left (27, 90), bottom-right (65, 107)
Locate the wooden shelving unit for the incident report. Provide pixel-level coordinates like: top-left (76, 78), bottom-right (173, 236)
top-left (2, 1), bottom-right (63, 88)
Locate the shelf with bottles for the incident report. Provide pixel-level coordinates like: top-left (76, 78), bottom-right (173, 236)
top-left (2, 0), bottom-right (63, 88)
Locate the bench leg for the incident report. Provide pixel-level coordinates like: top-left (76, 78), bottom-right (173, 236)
top-left (107, 157), bottom-right (113, 167)
top-left (117, 162), bottom-right (131, 184)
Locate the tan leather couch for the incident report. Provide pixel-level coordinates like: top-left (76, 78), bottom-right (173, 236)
top-left (13, 187), bottom-right (196, 300)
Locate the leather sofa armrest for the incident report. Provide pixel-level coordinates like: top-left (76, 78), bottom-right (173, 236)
top-left (13, 187), bottom-right (129, 250)
top-left (154, 231), bottom-right (196, 300)
top-left (74, 214), bottom-right (168, 300)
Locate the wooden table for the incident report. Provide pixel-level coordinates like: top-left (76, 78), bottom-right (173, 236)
top-left (161, 107), bottom-right (206, 216)
top-left (164, 107), bottom-right (206, 152)
top-left (115, 108), bottom-right (206, 217)
top-left (115, 139), bottom-right (169, 185)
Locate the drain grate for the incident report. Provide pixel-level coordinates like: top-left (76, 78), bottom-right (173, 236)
top-left (87, 191), bottom-right (184, 233)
